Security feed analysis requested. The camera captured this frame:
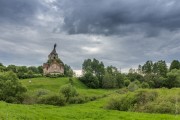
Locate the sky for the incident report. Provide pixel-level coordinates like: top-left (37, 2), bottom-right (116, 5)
top-left (0, 0), bottom-right (179, 74)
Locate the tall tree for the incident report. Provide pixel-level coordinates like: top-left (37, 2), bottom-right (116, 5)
top-left (142, 60), bottom-right (153, 74)
top-left (153, 60), bottom-right (167, 77)
top-left (82, 58), bottom-right (105, 87)
top-left (169, 60), bottom-right (180, 71)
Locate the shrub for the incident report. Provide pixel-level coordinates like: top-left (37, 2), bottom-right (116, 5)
top-left (22, 94), bottom-right (37, 104)
top-left (46, 74), bottom-right (64, 78)
top-left (115, 88), bottom-right (128, 94)
top-left (141, 82), bottom-right (150, 88)
top-left (144, 101), bottom-right (178, 114)
top-left (38, 94), bottom-right (66, 106)
top-left (128, 82), bottom-right (139, 92)
top-left (124, 79), bottom-right (131, 87)
top-left (60, 84), bottom-right (77, 102)
top-left (35, 89), bottom-right (50, 97)
top-left (69, 95), bottom-right (87, 104)
top-left (79, 72), bottom-right (99, 88)
top-left (106, 90), bottom-right (158, 112)
top-left (0, 71), bottom-right (27, 103)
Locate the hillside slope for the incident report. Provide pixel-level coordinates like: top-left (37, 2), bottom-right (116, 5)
top-left (20, 77), bottom-right (114, 96)
top-left (0, 96), bottom-right (179, 120)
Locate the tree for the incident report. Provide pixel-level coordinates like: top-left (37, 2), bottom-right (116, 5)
top-left (0, 66), bottom-right (7, 72)
top-left (102, 72), bottom-right (116, 88)
top-left (153, 60), bottom-right (167, 77)
top-left (169, 60), bottom-right (180, 71)
top-left (0, 71), bottom-right (27, 103)
top-left (137, 65), bottom-right (143, 74)
top-left (82, 58), bottom-right (105, 87)
top-left (80, 72), bottom-right (99, 88)
top-left (7, 65), bottom-right (17, 73)
top-left (17, 66), bottom-right (28, 73)
top-left (28, 66), bottom-right (39, 74)
top-left (64, 64), bottom-right (74, 77)
top-left (142, 60), bottom-right (153, 74)
top-left (106, 66), bottom-right (118, 75)
top-left (38, 66), bottom-right (43, 74)
top-left (116, 73), bottom-right (125, 88)
top-left (127, 72), bottom-right (144, 82)
top-left (164, 69), bottom-right (180, 88)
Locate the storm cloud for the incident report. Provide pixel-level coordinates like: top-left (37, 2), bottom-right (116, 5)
top-left (58, 0), bottom-right (180, 36)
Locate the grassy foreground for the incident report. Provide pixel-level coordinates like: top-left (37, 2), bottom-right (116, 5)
top-left (0, 96), bottom-right (179, 120)
top-left (0, 77), bottom-right (179, 120)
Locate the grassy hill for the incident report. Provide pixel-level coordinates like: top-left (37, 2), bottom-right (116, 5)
top-left (20, 77), bottom-right (114, 96)
top-left (0, 77), bottom-right (180, 120)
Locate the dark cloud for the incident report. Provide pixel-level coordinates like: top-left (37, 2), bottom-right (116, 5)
top-left (56, 0), bottom-right (180, 36)
top-left (0, 0), bottom-right (48, 25)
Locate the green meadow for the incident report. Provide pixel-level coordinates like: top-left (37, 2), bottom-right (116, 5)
top-left (0, 77), bottom-right (180, 120)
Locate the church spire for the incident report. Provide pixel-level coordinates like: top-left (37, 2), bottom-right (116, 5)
top-left (54, 43), bottom-right (57, 50)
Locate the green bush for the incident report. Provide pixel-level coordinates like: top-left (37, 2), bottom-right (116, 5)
top-left (46, 74), bottom-right (64, 78)
top-left (144, 101), bottom-right (178, 114)
top-left (106, 90), bottom-right (158, 112)
top-left (69, 95), bottom-right (87, 104)
top-left (141, 82), bottom-right (150, 88)
top-left (0, 71), bottom-right (27, 103)
top-left (22, 94), bottom-right (37, 104)
top-left (128, 82), bottom-right (139, 92)
top-left (79, 72), bottom-right (99, 88)
top-left (60, 84), bottom-right (78, 102)
top-left (124, 79), bottom-right (131, 87)
top-left (115, 88), bottom-right (128, 94)
top-left (38, 94), bottom-right (66, 106)
top-left (35, 89), bottom-right (50, 97)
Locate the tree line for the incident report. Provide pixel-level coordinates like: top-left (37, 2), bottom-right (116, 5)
top-left (79, 59), bottom-right (180, 89)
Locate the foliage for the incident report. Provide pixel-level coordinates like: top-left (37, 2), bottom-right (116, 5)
top-left (0, 71), bottom-right (27, 103)
top-left (124, 79), bottom-right (131, 87)
top-left (153, 60), bottom-right (167, 77)
top-left (170, 60), bottom-right (180, 71)
top-left (106, 90), bottom-right (158, 111)
top-left (80, 72), bottom-right (99, 88)
top-left (106, 89), bottom-right (180, 114)
top-left (128, 82), bottom-right (139, 92)
top-left (116, 73), bottom-right (125, 88)
top-left (127, 73), bottom-right (144, 82)
top-left (142, 60), bottom-right (153, 74)
top-left (82, 58), bottom-right (105, 87)
top-left (37, 94), bottom-right (66, 106)
top-left (102, 72), bottom-right (116, 88)
top-left (60, 84), bottom-right (77, 102)
top-left (141, 82), bottom-right (150, 88)
top-left (64, 64), bottom-right (74, 77)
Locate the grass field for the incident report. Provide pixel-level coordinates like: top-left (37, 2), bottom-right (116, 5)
top-left (20, 77), bottom-right (114, 96)
top-left (0, 77), bottom-right (180, 120)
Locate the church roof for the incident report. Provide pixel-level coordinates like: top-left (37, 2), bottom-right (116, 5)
top-left (49, 43), bottom-right (58, 56)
